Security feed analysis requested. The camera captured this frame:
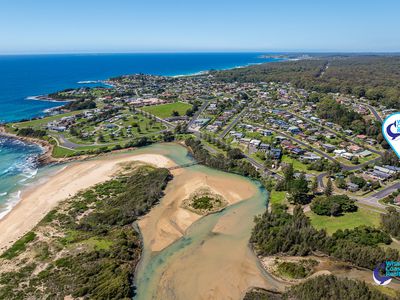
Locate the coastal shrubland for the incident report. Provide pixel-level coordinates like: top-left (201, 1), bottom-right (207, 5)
top-left (65, 98), bottom-right (96, 111)
top-left (16, 127), bottom-right (47, 138)
top-left (182, 187), bottom-right (227, 214)
top-left (0, 165), bottom-right (172, 299)
top-left (285, 275), bottom-right (393, 300)
top-left (251, 204), bottom-right (400, 270)
top-left (275, 259), bottom-right (316, 279)
top-left (0, 231), bottom-right (36, 260)
top-left (243, 288), bottom-right (283, 300)
top-left (244, 275), bottom-right (394, 300)
top-left (381, 207), bottom-right (400, 239)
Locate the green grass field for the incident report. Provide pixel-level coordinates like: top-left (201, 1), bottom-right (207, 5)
top-left (281, 155), bottom-right (320, 174)
top-left (269, 191), bottom-right (287, 206)
top-left (306, 204), bottom-right (382, 235)
top-left (63, 112), bottom-right (164, 145)
top-left (52, 146), bottom-right (75, 158)
top-left (142, 102), bottom-right (192, 119)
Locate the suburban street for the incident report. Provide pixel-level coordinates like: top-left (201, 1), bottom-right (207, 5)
top-left (219, 107), bottom-right (248, 138)
top-left (187, 100), bottom-right (210, 129)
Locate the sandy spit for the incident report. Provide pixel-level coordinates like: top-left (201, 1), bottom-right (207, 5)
top-left (0, 153), bottom-right (174, 253)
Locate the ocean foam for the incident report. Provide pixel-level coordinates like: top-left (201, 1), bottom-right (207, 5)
top-left (0, 190), bottom-right (21, 220)
top-left (78, 80), bottom-right (99, 84)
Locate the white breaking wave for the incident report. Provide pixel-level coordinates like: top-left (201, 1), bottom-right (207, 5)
top-left (0, 190), bottom-right (21, 220)
top-left (19, 168), bottom-right (38, 183)
top-left (78, 80), bottom-right (99, 84)
top-left (26, 95), bottom-right (72, 103)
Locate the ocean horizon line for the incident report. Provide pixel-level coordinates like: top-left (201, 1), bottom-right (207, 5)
top-left (1, 50), bottom-right (400, 57)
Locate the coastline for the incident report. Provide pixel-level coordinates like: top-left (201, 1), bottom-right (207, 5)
top-left (25, 59), bottom-right (280, 104)
top-left (26, 95), bottom-right (73, 103)
top-left (0, 151), bottom-right (175, 253)
top-left (0, 125), bottom-right (57, 165)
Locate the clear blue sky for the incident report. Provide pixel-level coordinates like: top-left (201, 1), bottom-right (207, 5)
top-left (1, 0), bottom-right (399, 54)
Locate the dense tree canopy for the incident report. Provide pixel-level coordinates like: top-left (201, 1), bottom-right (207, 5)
top-left (381, 207), bottom-right (400, 239)
top-left (251, 205), bottom-right (399, 270)
top-left (214, 55), bottom-right (400, 109)
top-left (310, 194), bottom-right (357, 216)
top-left (244, 275), bottom-right (394, 300)
top-left (185, 138), bottom-right (259, 178)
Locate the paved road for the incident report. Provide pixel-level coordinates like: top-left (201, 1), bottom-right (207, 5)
top-left (242, 153), bottom-right (282, 179)
top-left (270, 125), bottom-right (384, 171)
top-left (193, 131), bottom-right (281, 179)
top-left (342, 157), bottom-right (381, 171)
top-left (362, 103), bottom-right (383, 123)
top-left (187, 100), bottom-right (210, 129)
top-left (286, 109), bottom-right (382, 156)
top-left (269, 127), bottom-right (384, 190)
top-left (197, 127), bottom-right (399, 208)
top-left (358, 182), bottom-right (400, 209)
top-left (57, 134), bottom-right (85, 149)
top-left (56, 129), bottom-right (168, 150)
top-left (219, 108), bottom-right (248, 139)
top-left (269, 128), bottom-right (339, 164)
top-left (317, 172), bottom-right (327, 188)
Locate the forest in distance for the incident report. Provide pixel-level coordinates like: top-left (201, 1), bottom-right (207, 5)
top-left (214, 55), bottom-right (400, 109)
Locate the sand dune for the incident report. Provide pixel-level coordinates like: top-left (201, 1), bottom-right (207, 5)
top-left (0, 153), bottom-right (174, 252)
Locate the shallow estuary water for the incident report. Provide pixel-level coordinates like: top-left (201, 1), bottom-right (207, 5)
top-left (131, 143), bottom-right (285, 300)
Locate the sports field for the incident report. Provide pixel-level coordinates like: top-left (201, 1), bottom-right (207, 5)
top-left (142, 102), bottom-right (192, 119)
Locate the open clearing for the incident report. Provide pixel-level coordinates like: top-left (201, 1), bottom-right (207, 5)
top-left (306, 204), bottom-right (381, 235)
top-left (142, 102), bottom-right (192, 119)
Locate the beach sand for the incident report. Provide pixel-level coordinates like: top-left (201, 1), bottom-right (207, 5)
top-left (0, 153), bottom-right (174, 252)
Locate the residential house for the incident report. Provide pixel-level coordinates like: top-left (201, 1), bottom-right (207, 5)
top-left (288, 126), bottom-right (301, 134)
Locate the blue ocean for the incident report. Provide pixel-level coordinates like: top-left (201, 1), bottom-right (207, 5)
top-left (0, 52), bottom-right (278, 217)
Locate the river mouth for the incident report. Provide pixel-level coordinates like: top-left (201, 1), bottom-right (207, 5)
top-left (133, 143), bottom-right (285, 300)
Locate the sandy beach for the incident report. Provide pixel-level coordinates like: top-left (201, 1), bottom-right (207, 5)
top-left (0, 152), bottom-right (174, 252)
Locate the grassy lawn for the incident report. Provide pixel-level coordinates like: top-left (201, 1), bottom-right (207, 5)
top-left (306, 204), bottom-right (382, 235)
top-left (13, 111), bottom-right (83, 129)
top-left (201, 140), bottom-right (226, 155)
top-left (333, 156), bottom-right (355, 166)
top-left (249, 153), bottom-right (265, 165)
top-left (269, 191), bottom-right (287, 206)
top-left (142, 101), bottom-right (192, 119)
top-left (358, 152), bottom-right (380, 164)
top-left (52, 146), bottom-right (76, 158)
top-left (281, 155), bottom-right (320, 174)
top-left (58, 112), bottom-right (164, 146)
